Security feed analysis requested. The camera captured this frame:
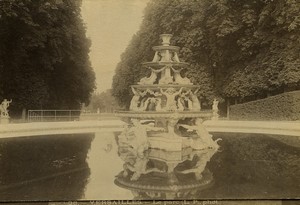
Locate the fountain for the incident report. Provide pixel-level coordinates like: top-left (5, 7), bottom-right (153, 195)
top-left (115, 138), bottom-right (218, 200)
top-left (115, 34), bottom-right (221, 152)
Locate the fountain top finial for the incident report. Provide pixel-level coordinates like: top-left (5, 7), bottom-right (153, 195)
top-left (160, 34), bottom-right (173, 46)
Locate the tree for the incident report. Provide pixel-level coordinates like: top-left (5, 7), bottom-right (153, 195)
top-left (0, 0), bottom-right (95, 118)
top-left (112, 0), bottom-right (300, 108)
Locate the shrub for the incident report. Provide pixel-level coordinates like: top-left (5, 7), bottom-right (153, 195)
top-left (229, 91), bottom-right (300, 121)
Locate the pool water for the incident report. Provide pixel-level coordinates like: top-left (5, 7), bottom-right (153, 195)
top-left (0, 132), bottom-right (299, 201)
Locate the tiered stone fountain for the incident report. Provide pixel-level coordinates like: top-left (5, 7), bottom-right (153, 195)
top-left (115, 34), bottom-right (220, 153)
top-left (114, 34), bottom-right (221, 200)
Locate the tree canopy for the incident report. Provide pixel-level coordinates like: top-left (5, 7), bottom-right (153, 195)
top-left (0, 0), bottom-right (95, 117)
top-left (112, 0), bottom-right (300, 108)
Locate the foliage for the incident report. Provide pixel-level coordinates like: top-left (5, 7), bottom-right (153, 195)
top-left (0, 0), bottom-right (95, 117)
top-left (229, 91), bottom-right (300, 120)
top-left (112, 0), bottom-right (300, 108)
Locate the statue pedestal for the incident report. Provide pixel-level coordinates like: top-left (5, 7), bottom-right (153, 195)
top-left (0, 116), bottom-right (10, 124)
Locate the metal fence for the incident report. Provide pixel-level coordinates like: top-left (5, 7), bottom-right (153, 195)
top-left (27, 110), bottom-right (82, 122)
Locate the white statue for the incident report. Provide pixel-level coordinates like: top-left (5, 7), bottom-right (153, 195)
top-left (0, 99), bottom-right (12, 117)
top-left (212, 98), bottom-right (219, 120)
top-left (171, 67), bottom-right (192, 84)
top-left (160, 87), bottom-right (183, 111)
top-left (212, 98), bottom-right (219, 111)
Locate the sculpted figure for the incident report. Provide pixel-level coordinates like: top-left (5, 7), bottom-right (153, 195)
top-left (123, 156), bottom-right (164, 181)
top-left (152, 51), bottom-right (161, 62)
top-left (178, 118), bottom-right (221, 149)
top-left (128, 119), bottom-right (165, 156)
top-left (212, 98), bottom-right (219, 120)
top-left (138, 67), bottom-right (165, 85)
top-left (0, 99), bottom-right (12, 117)
top-left (176, 149), bottom-right (217, 180)
top-left (177, 98), bottom-right (185, 111)
top-left (184, 90), bottom-right (201, 111)
top-left (130, 87), bottom-right (141, 111)
top-left (171, 52), bottom-right (180, 62)
top-left (212, 98), bottom-right (219, 111)
top-left (179, 90), bottom-right (192, 110)
top-left (155, 98), bottom-right (163, 111)
top-left (130, 88), bottom-right (149, 111)
top-left (171, 67), bottom-right (192, 84)
top-left (159, 65), bottom-right (174, 84)
top-left (147, 98), bottom-right (157, 111)
top-left (160, 87), bottom-right (183, 111)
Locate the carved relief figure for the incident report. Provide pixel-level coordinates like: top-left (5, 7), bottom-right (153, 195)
top-left (155, 98), bottom-right (163, 111)
top-left (128, 119), bottom-right (165, 156)
top-left (171, 52), bottom-right (180, 62)
top-left (171, 67), bottom-right (192, 84)
top-left (159, 65), bottom-right (174, 84)
top-left (123, 155), bottom-right (164, 181)
top-left (177, 98), bottom-right (185, 111)
top-left (160, 87), bottom-right (183, 111)
top-left (138, 67), bottom-right (165, 85)
top-left (178, 118), bottom-right (221, 149)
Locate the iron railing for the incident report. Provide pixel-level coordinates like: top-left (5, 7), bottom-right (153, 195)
top-left (27, 110), bottom-right (81, 122)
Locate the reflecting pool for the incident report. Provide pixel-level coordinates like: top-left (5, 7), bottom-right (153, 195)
top-left (0, 132), bottom-right (299, 201)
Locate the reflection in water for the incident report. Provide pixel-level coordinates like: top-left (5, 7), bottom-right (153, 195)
top-left (114, 134), bottom-right (218, 200)
top-left (0, 134), bottom-right (93, 201)
top-left (0, 132), bottom-right (299, 200)
top-left (84, 132), bottom-right (131, 200)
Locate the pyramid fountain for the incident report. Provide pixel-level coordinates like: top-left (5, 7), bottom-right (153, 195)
top-left (115, 34), bottom-right (221, 153)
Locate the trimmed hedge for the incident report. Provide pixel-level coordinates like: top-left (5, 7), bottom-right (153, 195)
top-left (229, 91), bottom-right (300, 121)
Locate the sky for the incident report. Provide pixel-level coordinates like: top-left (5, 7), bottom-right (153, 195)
top-left (81, 0), bottom-right (149, 93)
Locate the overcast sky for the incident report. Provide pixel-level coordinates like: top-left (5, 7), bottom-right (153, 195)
top-left (81, 0), bottom-right (149, 93)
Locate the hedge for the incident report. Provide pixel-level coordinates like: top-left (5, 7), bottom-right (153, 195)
top-left (229, 91), bottom-right (300, 121)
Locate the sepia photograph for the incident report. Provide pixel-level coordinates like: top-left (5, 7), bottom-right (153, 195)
top-left (0, 0), bottom-right (299, 204)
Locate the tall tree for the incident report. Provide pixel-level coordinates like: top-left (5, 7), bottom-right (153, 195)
top-left (0, 0), bottom-right (95, 117)
top-left (112, 0), bottom-right (300, 108)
